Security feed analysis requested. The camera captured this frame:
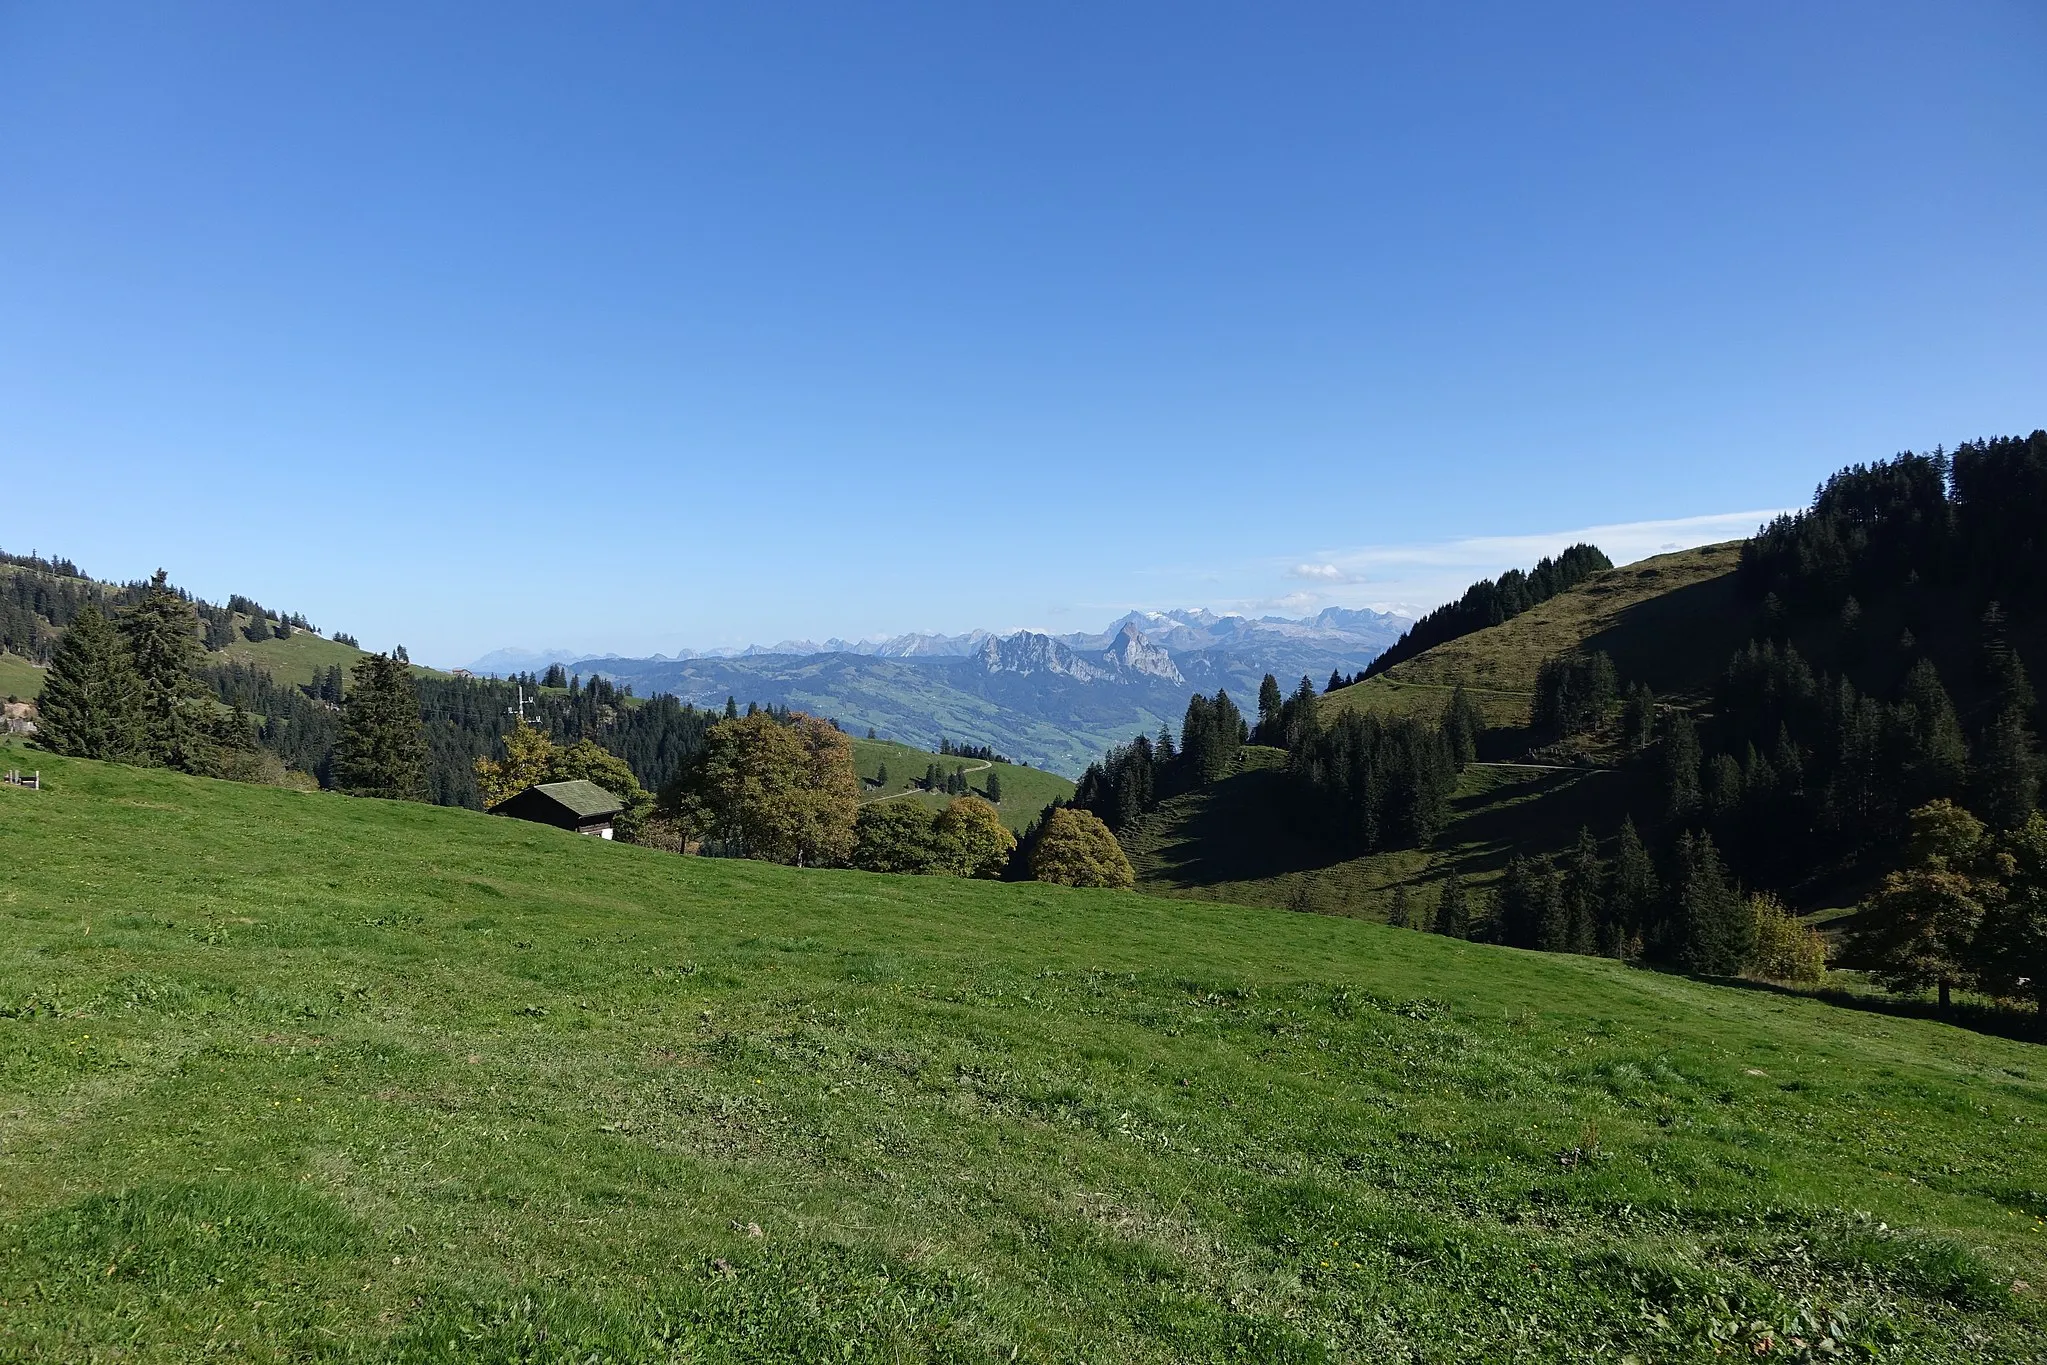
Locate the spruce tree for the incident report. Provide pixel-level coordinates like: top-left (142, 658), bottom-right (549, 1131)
top-left (121, 570), bottom-right (208, 770)
top-left (1432, 871), bottom-right (1468, 938)
top-left (1441, 681), bottom-right (1482, 766)
top-left (334, 652), bottom-right (427, 799)
top-left (985, 769), bottom-right (1002, 803)
top-left (1674, 831), bottom-right (1750, 975)
top-left (1387, 884), bottom-right (1413, 929)
top-left (1608, 817), bottom-right (1657, 958)
top-left (1327, 669), bottom-right (1344, 694)
top-left (34, 604), bottom-right (145, 761)
top-left (725, 696), bottom-right (739, 720)
top-left (1561, 827), bottom-right (1604, 955)
top-left (1893, 658), bottom-right (1968, 806)
top-left (876, 762), bottom-right (888, 788)
top-left (1662, 711), bottom-right (1702, 824)
top-left (1256, 673), bottom-right (1284, 742)
top-left (1975, 702), bottom-right (2039, 831)
top-left (243, 612), bottom-right (273, 642)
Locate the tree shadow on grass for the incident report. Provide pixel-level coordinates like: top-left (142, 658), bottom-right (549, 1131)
top-left (1700, 972), bottom-right (2045, 1047)
top-left (1132, 768), bottom-right (1354, 888)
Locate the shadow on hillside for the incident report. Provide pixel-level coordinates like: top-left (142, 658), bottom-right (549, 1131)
top-left (1428, 767), bottom-right (1645, 881)
top-left (1134, 768), bottom-right (1353, 887)
top-left (1579, 572), bottom-right (1750, 695)
top-left (1702, 972), bottom-right (2045, 1047)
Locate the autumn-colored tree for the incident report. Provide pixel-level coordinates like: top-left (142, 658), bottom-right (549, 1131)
top-left (1745, 892), bottom-right (1827, 983)
top-left (934, 795), bottom-right (1016, 878)
top-left (475, 723), bottom-right (556, 808)
top-left (1028, 807), bottom-right (1135, 889)
top-left (665, 711), bottom-right (858, 866)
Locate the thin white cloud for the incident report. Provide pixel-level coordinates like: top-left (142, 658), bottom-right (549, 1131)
top-left (1274, 509), bottom-right (1785, 618)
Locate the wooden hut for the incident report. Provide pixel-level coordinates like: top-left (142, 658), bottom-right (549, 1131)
top-left (488, 779), bottom-right (624, 839)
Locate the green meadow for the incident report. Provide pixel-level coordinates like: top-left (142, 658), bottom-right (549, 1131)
top-left (2, 744), bottom-right (2044, 1361)
top-left (849, 736), bottom-right (1075, 833)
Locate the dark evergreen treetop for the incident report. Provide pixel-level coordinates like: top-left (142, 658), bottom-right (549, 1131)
top-left (335, 653), bottom-right (428, 800)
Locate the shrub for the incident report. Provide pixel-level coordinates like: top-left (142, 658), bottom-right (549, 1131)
top-left (1746, 892), bottom-right (1827, 983)
top-left (1028, 808), bottom-right (1135, 889)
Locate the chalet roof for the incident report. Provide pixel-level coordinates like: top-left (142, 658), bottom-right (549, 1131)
top-left (493, 779), bottom-right (623, 820)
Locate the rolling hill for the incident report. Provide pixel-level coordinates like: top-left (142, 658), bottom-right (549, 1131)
top-left (849, 735), bottom-right (1074, 833)
top-left (4, 743), bottom-right (2044, 1360)
top-left (1121, 546), bottom-right (1744, 920)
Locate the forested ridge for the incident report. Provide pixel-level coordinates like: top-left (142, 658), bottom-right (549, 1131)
top-left (1083, 431), bottom-right (2047, 1021)
top-left (5, 555), bottom-right (733, 808)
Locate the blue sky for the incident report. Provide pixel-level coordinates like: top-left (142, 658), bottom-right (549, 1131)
top-left (3, 3), bottom-right (2041, 667)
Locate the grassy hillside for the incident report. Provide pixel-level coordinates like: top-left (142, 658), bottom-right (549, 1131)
top-left (0, 650), bottom-right (44, 700)
top-left (3, 743), bottom-right (2044, 1361)
top-left (850, 735), bottom-right (1075, 832)
top-left (1322, 542), bottom-right (1748, 736)
top-left (1124, 751), bottom-right (1643, 919)
top-left (1125, 544), bottom-right (1752, 918)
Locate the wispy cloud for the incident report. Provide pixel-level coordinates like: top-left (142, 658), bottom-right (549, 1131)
top-left (1269, 509), bottom-right (1785, 617)
top-left (1288, 562), bottom-right (1365, 584)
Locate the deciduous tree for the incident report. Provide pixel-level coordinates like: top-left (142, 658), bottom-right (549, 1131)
top-left (1029, 807), bottom-right (1135, 889)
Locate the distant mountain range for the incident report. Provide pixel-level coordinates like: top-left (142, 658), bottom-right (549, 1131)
top-left (467, 607), bottom-right (1411, 775)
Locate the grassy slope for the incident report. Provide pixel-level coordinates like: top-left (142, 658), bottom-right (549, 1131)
top-left (1321, 541), bottom-right (1749, 735)
top-left (1124, 753), bottom-right (1644, 920)
top-left (850, 736), bottom-right (1075, 832)
top-left (3, 749), bottom-right (2044, 1361)
top-left (1128, 546), bottom-right (1747, 919)
top-left (0, 651), bottom-right (44, 701)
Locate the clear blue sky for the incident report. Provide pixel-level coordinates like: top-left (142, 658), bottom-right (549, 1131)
top-left (3, 3), bottom-right (2041, 666)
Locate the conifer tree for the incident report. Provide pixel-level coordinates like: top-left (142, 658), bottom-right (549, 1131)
top-left (1561, 827), bottom-right (1605, 955)
top-left (1282, 676), bottom-right (1321, 751)
top-left (1892, 658), bottom-right (1968, 806)
top-left (1622, 682), bottom-right (1656, 750)
top-left (34, 604), bottom-right (145, 761)
top-left (1387, 884), bottom-right (1413, 929)
top-left (1327, 669), bottom-right (1343, 694)
top-left (1974, 703), bottom-right (2038, 831)
top-left (876, 762), bottom-right (888, 788)
top-left (121, 570), bottom-right (209, 770)
top-left (1432, 871), bottom-right (1468, 938)
top-left (985, 769), bottom-right (1002, 804)
top-left (1257, 673), bottom-right (1284, 743)
top-left (1441, 681), bottom-right (1482, 766)
top-left (334, 652), bottom-right (427, 800)
top-left (1662, 712), bottom-right (1703, 823)
top-left (1673, 831), bottom-right (1750, 975)
top-left (724, 696), bottom-right (739, 720)
top-left (1608, 817), bottom-right (1657, 957)
top-left (243, 612), bottom-right (273, 642)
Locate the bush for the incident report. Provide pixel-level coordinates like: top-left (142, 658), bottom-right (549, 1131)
top-left (1746, 892), bottom-right (1827, 983)
top-left (1029, 808), bottom-right (1135, 889)
top-left (933, 796), bottom-right (1015, 878)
